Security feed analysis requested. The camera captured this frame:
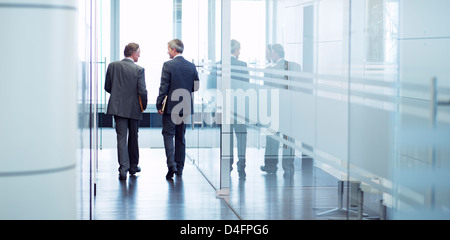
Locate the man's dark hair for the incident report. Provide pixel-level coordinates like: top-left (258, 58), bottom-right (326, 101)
top-left (124, 43), bottom-right (140, 57)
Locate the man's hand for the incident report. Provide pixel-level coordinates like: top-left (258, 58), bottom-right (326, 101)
top-left (158, 109), bottom-right (164, 115)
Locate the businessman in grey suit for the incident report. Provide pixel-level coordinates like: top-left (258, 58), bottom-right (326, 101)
top-left (156, 39), bottom-right (199, 180)
top-left (105, 43), bottom-right (148, 180)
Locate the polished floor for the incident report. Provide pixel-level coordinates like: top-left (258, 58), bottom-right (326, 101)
top-left (93, 128), bottom-right (366, 220)
top-left (94, 148), bottom-right (239, 220)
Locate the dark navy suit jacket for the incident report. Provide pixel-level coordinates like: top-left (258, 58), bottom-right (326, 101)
top-left (156, 56), bottom-right (199, 115)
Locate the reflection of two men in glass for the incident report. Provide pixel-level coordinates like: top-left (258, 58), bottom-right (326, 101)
top-left (204, 40), bottom-right (300, 179)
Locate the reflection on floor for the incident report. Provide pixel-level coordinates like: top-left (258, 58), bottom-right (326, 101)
top-left (95, 149), bottom-right (345, 220)
top-left (224, 151), bottom-right (339, 220)
top-left (94, 148), bottom-right (239, 220)
top-left (95, 128), bottom-right (350, 220)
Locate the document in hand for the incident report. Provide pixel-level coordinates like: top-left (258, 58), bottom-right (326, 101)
top-left (162, 95), bottom-right (168, 112)
top-left (139, 96), bottom-right (144, 112)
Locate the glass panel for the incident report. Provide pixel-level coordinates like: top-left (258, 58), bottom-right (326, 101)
top-left (311, 0), bottom-right (349, 220)
top-left (347, 0), bottom-right (399, 220)
top-left (347, 0), bottom-right (450, 220)
top-left (226, 0), bottom-right (332, 219)
top-left (77, 0), bottom-right (90, 220)
top-left (77, 0), bottom-right (101, 220)
top-left (393, 0), bottom-right (450, 219)
top-left (200, 0), bottom-right (222, 189)
top-left (184, 0), bottom-right (222, 189)
top-left (98, 0), bottom-right (111, 150)
top-left (183, 0), bottom-right (200, 185)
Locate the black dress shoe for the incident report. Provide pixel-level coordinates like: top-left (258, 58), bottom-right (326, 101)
top-left (129, 166), bottom-right (141, 175)
top-left (166, 168), bottom-right (177, 180)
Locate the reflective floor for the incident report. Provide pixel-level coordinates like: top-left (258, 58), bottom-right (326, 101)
top-left (227, 156), bottom-right (338, 220)
top-left (94, 129), bottom-right (354, 220)
top-left (94, 147), bottom-right (239, 220)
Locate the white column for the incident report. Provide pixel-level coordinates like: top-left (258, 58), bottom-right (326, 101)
top-left (0, 0), bottom-right (78, 219)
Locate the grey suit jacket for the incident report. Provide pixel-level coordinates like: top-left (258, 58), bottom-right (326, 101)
top-left (156, 56), bottom-right (199, 115)
top-left (105, 58), bottom-right (148, 120)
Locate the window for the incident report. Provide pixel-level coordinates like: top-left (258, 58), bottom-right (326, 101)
top-left (120, 0), bottom-right (174, 106)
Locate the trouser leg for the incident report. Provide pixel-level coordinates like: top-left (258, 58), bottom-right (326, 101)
top-left (264, 133), bottom-right (279, 171)
top-left (174, 122), bottom-right (186, 173)
top-left (229, 124), bottom-right (234, 171)
top-left (128, 119), bottom-right (140, 172)
top-left (114, 116), bottom-right (130, 176)
top-left (162, 115), bottom-right (176, 171)
top-left (282, 134), bottom-right (295, 177)
top-left (235, 124), bottom-right (247, 173)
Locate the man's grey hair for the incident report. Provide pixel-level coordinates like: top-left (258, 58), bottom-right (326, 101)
top-left (168, 39), bottom-right (184, 53)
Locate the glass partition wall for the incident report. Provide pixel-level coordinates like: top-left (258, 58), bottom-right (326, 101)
top-left (203, 0), bottom-right (450, 220)
top-left (91, 0), bottom-right (449, 220)
top-left (346, 0), bottom-right (398, 219)
top-left (77, 0), bottom-right (103, 219)
top-left (393, 0), bottom-right (450, 219)
top-left (225, 0), bottom-right (348, 220)
top-left (347, 0), bottom-right (450, 220)
top-left (77, 0), bottom-right (112, 220)
top-left (184, 0), bottom-right (223, 189)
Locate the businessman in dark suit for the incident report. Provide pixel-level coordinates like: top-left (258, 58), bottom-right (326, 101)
top-left (105, 43), bottom-right (148, 180)
top-left (156, 39), bottom-right (199, 180)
